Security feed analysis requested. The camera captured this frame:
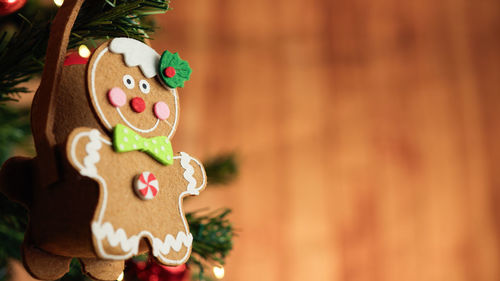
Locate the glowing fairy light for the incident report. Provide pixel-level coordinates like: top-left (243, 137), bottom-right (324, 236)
top-left (116, 271), bottom-right (124, 281)
top-left (53, 0), bottom-right (64, 6)
top-left (213, 266), bottom-right (225, 279)
top-left (78, 44), bottom-right (91, 58)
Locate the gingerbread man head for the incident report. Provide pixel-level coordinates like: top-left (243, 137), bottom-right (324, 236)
top-left (87, 37), bottom-right (190, 139)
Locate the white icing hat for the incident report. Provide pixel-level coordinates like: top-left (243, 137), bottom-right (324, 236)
top-left (109, 37), bottom-right (160, 79)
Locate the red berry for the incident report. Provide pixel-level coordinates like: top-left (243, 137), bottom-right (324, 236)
top-left (164, 66), bottom-right (176, 78)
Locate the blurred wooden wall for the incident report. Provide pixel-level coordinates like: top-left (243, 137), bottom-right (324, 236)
top-left (154, 0), bottom-right (500, 280)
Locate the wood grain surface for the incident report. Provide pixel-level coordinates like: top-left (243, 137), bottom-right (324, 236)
top-left (153, 0), bottom-right (500, 280)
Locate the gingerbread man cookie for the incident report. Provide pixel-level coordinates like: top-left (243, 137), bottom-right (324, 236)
top-left (66, 38), bottom-right (206, 264)
top-left (0, 36), bottom-right (206, 281)
top-left (0, 1), bottom-right (207, 279)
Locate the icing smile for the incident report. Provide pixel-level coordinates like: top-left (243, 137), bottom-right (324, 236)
top-left (116, 107), bottom-right (160, 133)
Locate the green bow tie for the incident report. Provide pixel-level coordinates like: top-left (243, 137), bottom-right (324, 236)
top-left (113, 124), bottom-right (174, 165)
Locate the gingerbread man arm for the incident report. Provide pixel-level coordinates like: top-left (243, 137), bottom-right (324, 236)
top-left (66, 127), bottom-right (110, 178)
top-left (172, 152), bottom-right (207, 195)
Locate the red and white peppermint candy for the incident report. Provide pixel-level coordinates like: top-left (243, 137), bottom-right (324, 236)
top-left (134, 171), bottom-right (159, 200)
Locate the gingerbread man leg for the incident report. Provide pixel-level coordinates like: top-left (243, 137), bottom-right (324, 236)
top-left (22, 242), bottom-right (71, 280)
top-left (80, 258), bottom-right (124, 281)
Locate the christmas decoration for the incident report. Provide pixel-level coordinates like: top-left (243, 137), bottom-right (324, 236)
top-left (113, 123), bottom-right (174, 165)
top-left (0, 0), bottom-right (206, 277)
top-left (78, 44), bottom-right (91, 58)
top-left (134, 172), bottom-right (160, 200)
top-left (0, 0), bottom-right (26, 16)
top-left (159, 51), bottom-right (192, 88)
top-left (126, 258), bottom-right (189, 281)
top-left (64, 51), bottom-right (90, 66)
top-left (0, 1), bottom-right (236, 281)
top-left (213, 266), bottom-right (225, 279)
top-left (53, 0), bottom-right (64, 7)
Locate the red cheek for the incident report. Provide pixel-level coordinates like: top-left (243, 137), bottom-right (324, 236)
top-left (154, 102), bottom-right (170, 120)
top-left (107, 87), bottom-right (127, 107)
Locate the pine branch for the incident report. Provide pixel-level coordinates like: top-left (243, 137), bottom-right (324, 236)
top-left (59, 259), bottom-right (91, 281)
top-left (0, 193), bottom-right (28, 281)
top-left (187, 209), bottom-right (234, 280)
top-left (0, 0), bottom-right (170, 101)
top-left (204, 154), bottom-right (238, 185)
top-left (0, 106), bottom-right (32, 164)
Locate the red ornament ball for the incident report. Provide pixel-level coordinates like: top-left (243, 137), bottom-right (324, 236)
top-left (64, 52), bottom-right (90, 66)
top-left (164, 66), bottom-right (176, 78)
top-left (126, 259), bottom-right (189, 281)
top-left (0, 0), bottom-right (27, 16)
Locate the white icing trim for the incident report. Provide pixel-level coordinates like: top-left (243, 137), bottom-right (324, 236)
top-left (70, 130), bottom-right (204, 264)
top-left (167, 88), bottom-right (179, 140)
top-left (109, 38), bottom-right (160, 79)
top-left (180, 153), bottom-right (195, 190)
top-left (70, 130), bottom-right (111, 178)
top-left (173, 153), bottom-right (206, 194)
top-left (178, 152), bottom-right (199, 194)
top-left (81, 131), bottom-right (101, 177)
top-left (92, 222), bottom-right (193, 261)
top-left (116, 107), bottom-right (160, 133)
top-left (91, 47), bottom-right (113, 130)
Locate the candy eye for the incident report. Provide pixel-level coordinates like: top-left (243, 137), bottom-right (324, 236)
top-left (139, 80), bottom-right (150, 94)
top-left (123, 74), bottom-right (135, 89)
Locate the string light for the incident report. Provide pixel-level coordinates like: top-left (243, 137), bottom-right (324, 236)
top-left (116, 271), bottom-right (124, 281)
top-left (78, 44), bottom-right (91, 58)
top-left (213, 266), bottom-right (225, 279)
top-left (53, 0), bottom-right (64, 7)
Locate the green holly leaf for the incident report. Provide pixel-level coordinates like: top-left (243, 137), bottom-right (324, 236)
top-left (159, 50), bottom-right (192, 88)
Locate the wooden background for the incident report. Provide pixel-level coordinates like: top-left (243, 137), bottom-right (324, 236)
top-left (153, 0), bottom-right (500, 280)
